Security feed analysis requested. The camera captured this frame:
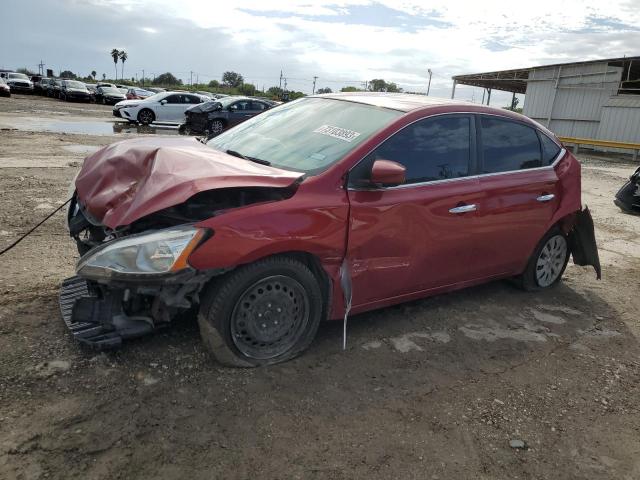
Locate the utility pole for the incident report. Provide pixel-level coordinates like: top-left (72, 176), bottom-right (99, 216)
top-left (38, 60), bottom-right (44, 76)
top-left (279, 70), bottom-right (283, 90)
top-left (312, 76), bottom-right (318, 94)
top-left (284, 78), bottom-right (288, 90)
top-left (427, 69), bottom-right (432, 96)
top-left (190, 71), bottom-right (193, 87)
top-left (142, 69), bottom-right (145, 86)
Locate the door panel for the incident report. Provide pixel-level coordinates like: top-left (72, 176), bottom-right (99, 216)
top-left (474, 168), bottom-right (559, 276)
top-left (348, 178), bottom-right (483, 306)
top-left (473, 115), bottom-right (560, 277)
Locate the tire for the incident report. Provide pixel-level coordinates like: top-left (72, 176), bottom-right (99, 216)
top-left (518, 227), bottom-right (570, 291)
top-left (198, 256), bottom-right (324, 367)
top-left (208, 119), bottom-right (225, 137)
top-left (137, 108), bottom-right (155, 125)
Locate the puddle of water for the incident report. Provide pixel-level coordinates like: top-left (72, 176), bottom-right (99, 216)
top-left (2, 118), bottom-right (180, 136)
top-left (62, 144), bottom-right (101, 154)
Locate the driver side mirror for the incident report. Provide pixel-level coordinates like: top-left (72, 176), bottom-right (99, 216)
top-left (370, 159), bottom-right (406, 186)
top-left (160, 99), bottom-right (167, 105)
top-left (228, 104), bottom-right (238, 111)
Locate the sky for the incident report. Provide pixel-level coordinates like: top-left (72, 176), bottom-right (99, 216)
top-left (2, 0), bottom-right (640, 106)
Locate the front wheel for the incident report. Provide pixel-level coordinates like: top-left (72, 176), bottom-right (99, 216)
top-left (137, 108), bottom-right (155, 125)
top-left (198, 256), bottom-right (323, 367)
top-left (518, 228), bottom-right (570, 291)
top-left (208, 119), bottom-right (225, 137)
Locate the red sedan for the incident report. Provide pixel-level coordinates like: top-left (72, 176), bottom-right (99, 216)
top-left (61, 93), bottom-right (600, 366)
top-left (125, 87), bottom-right (154, 100)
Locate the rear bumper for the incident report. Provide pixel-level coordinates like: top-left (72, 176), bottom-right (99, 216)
top-left (568, 207), bottom-right (601, 279)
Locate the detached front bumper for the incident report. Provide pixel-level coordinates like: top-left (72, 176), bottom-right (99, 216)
top-left (58, 268), bottom-right (219, 349)
top-left (59, 276), bottom-right (154, 348)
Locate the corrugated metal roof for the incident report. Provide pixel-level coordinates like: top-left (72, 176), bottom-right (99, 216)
top-left (602, 95), bottom-right (640, 108)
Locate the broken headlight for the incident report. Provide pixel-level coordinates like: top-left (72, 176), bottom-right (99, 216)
top-left (76, 226), bottom-right (206, 280)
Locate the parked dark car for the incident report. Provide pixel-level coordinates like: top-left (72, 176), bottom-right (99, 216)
top-left (38, 78), bottom-right (53, 96)
top-left (32, 76), bottom-right (48, 94)
top-left (0, 78), bottom-right (10, 97)
top-left (95, 86), bottom-right (127, 105)
top-left (60, 80), bottom-right (91, 102)
top-left (614, 166), bottom-right (640, 214)
top-left (48, 79), bottom-right (63, 98)
top-left (5, 72), bottom-right (34, 93)
top-left (85, 84), bottom-right (98, 101)
top-left (61, 93), bottom-right (601, 366)
top-left (179, 96), bottom-right (273, 136)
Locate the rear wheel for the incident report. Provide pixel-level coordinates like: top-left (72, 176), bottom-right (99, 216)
top-left (198, 256), bottom-right (323, 367)
top-left (518, 228), bottom-right (569, 291)
top-left (137, 108), bottom-right (155, 125)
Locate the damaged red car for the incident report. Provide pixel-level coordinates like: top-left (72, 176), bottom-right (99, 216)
top-left (61, 93), bottom-right (600, 366)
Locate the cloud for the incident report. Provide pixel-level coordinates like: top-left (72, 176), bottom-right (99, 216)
top-left (1, 0), bottom-right (640, 106)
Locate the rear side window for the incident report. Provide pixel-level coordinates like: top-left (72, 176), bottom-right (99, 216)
top-left (480, 117), bottom-right (542, 173)
top-left (539, 132), bottom-right (561, 165)
top-left (351, 116), bottom-right (471, 185)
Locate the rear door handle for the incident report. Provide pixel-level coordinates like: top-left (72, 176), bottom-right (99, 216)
top-left (449, 204), bottom-right (477, 214)
top-left (536, 194), bottom-right (555, 202)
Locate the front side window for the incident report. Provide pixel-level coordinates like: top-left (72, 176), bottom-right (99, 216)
top-left (164, 94), bottom-right (181, 104)
top-left (350, 115), bottom-right (471, 186)
top-left (480, 117), bottom-right (542, 173)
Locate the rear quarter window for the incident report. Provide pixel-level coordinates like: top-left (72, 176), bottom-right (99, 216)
top-left (539, 132), bottom-right (562, 165)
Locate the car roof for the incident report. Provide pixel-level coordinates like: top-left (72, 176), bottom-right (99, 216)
top-left (311, 92), bottom-right (483, 113)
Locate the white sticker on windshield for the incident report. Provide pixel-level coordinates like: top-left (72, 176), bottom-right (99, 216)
top-left (314, 125), bottom-right (361, 143)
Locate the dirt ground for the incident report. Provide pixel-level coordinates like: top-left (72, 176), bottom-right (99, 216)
top-left (1, 94), bottom-right (639, 480)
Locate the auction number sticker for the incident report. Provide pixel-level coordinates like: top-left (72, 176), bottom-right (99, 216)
top-left (313, 125), bottom-right (361, 142)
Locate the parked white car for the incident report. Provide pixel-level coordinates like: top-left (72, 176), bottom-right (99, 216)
top-left (117, 92), bottom-right (207, 124)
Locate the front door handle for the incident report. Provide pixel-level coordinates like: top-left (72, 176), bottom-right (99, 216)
top-left (536, 194), bottom-right (555, 202)
top-left (449, 204), bottom-right (477, 214)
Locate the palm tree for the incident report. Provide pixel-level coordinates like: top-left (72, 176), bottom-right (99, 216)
top-left (119, 51), bottom-right (128, 81)
top-left (91, 70), bottom-right (96, 81)
top-left (110, 49), bottom-right (119, 80)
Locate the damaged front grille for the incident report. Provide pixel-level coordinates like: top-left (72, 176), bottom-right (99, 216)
top-left (59, 276), bottom-right (106, 341)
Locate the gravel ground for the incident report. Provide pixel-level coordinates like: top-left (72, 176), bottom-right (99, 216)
top-left (1, 94), bottom-right (640, 480)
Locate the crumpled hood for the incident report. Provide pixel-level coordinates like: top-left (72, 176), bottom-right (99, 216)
top-left (75, 136), bottom-right (303, 229)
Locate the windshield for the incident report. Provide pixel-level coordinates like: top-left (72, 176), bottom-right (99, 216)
top-left (65, 81), bottom-right (85, 89)
top-left (9, 73), bottom-right (29, 80)
top-left (206, 97), bottom-right (402, 175)
top-left (101, 87), bottom-right (120, 94)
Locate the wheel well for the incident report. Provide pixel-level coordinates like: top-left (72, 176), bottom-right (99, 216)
top-left (138, 108), bottom-right (155, 119)
top-left (200, 251), bottom-right (332, 320)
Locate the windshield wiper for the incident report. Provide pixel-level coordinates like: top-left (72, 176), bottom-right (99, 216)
top-left (226, 149), bottom-right (271, 166)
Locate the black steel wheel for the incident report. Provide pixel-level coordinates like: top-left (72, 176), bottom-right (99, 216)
top-left (230, 275), bottom-right (310, 360)
top-left (137, 108), bottom-right (155, 125)
top-left (198, 256), bottom-right (324, 367)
